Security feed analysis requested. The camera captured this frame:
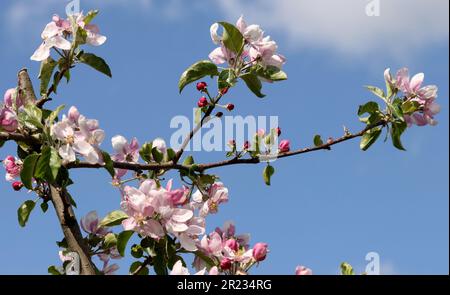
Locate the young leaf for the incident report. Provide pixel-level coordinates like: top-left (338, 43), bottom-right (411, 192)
top-left (18, 200), bottom-right (36, 227)
top-left (99, 210), bottom-right (129, 227)
top-left (83, 10), bottom-right (99, 24)
top-left (40, 202), bottom-right (49, 213)
top-left (101, 151), bottom-right (115, 177)
top-left (391, 121), bottom-right (407, 151)
top-left (152, 147), bottom-right (164, 163)
top-left (401, 100), bottom-right (420, 115)
top-left (35, 146), bottom-right (61, 182)
top-left (218, 22), bottom-right (245, 54)
top-left (240, 73), bottom-right (265, 98)
top-left (358, 101), bottom-right (379, 117)
top-left (103, 233), bottom-right (118, 249)
top-left (117, 230), bottom-right (134, 257)
top-left (340, 262), bottom-right (355, 275)
top-left (48, 266), bottom-right (63, 275)
top-left (365, 85), bottom-right (386, 102)
top-left (79, 53), bottom-right (112, 78)
top-left (178, 60), bottom-right (219, 93)
top-left (263, 165), bottom-right (275, 186)
top-left (139, 142), bottom-right (153, 163)
top-left (313, 135), bottom-right (324, 147)
top-left (218, 69), bottom-right (236, 90)
top-left (183, 155), bottom-right (194, 166)
top-left (39, 57), bottom-right (57, 96)
top-left (20, 154), bottom-right (40, 190)
top-left (46, 105), bottom-right (65, 125)
top-left (255, 65), bottom-right (288, 81)
top-left (360, 127), bottom-right (382, 151)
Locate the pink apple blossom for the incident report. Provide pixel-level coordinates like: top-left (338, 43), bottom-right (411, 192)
top-left (3, 156), bottom-right (22, 182)
top-left (192, 182), bottom-right (229, 217)
top-left (279, 139), bottom-right (291, 153)
top-left (111, 135), bottom-right (139, 179)
top-left (295, 265), bottom-right (313, 275)
top-left (80, 211), bottom-right (110, 237)
top-left (252, 242), bottom-right (268, 261)
top-left (0, 108), bottom-right (18, 132)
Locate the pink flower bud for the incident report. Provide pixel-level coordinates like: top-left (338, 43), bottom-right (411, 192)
top-left (0, 108), bottom-right (18, 132)
top-left (196, 82), bottom-right (208, 92)
top-left (226, 103), bottom-right (235, 111)
top-left (3, 156), bottom-right (22, 182)
top-left (220, 87), bottom-right (229, 95)
top-left (198, 96), bottom-right (208, 108)
top-left (228, 139), bottom-right (236, 147)
top-left (220, 257), bottom-right (232, 270)
top-left (12, 181), bottom-right (24, 191)
top-left (68, 106), bottom-right (80, 122)
top-left (278, 139), bottom-right (290, 153)
top-left (224, 238), bottom-right (239, 252)
top-left (276, 127), bottom-right (281, 136)
top-left (252, 242), bottom-right (268, 262)
top-left (295, 265), bottom-right (312, 275)
top-left (3, 88), bottom-right (18, 108)
top-left (243, 141), bottom-right (250, 150)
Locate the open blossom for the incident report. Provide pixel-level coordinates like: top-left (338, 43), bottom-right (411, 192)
top-left (50, 106), bottom-right (104, 164)
top-left (111, 135), bottom-right (139, 179)
top-left (209, 16), bottom-right (285, 69)
top-left (121, 179), bottom-right (205, 251)
top-left (31, 13), bottom-right (106, 61)
top-left (170, 260), bottom-right (212, 275)
top-left (0, 108), bottom-right (18, 132)
top-left (80, 211), bottom-right (109, 237)
top-left (385, 68), bottom-right (441, 127)
top-left (3, 156), bottom-right (22, 182)
top-left (192, 182), bottom-right (229, 217)
top-left (295, 265), bottom-right (313, 275)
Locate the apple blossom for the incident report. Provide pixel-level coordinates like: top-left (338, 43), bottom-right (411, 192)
top-left (80, 211), bottom-right (110, 237)
top-left (0, 108), bottom-right (18, 132)
top-left (3, 156), bottom-right (22, 182)
top-left (50, 106), bottom-right (104, 164)
top-left (170, 260), bottom-right (208, 275)
top-left (252, 242), bottom-right (268, 262)
top-left (192, 182), bottom-right (229, 217)
top-left (152, 137), bottom-right (167, 155)
top-left (295, 265), bottom-right (313, 275)
top-left (279, 139), bottom-right (290, 153)
top-left (111, 135), bottom-right (139, 179)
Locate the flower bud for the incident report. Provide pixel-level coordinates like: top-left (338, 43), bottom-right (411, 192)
top-left (12, 181), bottom-right (23, 191)
top-left (224, 238), bottom-right (239, 252)
top-left (252, 242), bottom-right (268, 262)
top-left (220, 87), bottom-right (229, 95)
top-left (0, 108), bottom-right (18, 132)
top-left (197, 96), bottom-right (208, 108)
top-left (196, 81), bottom-right (208, 92)
top-left (276, 127), bottom-right (281, 136)
top-left (228, 139), bottom-right (236, 147)
top-left (216, 112), bottom-right (223, 118)
top-left (226, 103), bottom-right (235, 111)
top-left (295, 265), bottom-right (312, 275)
top-left (243, 141), bottom-right (250, 150)
top-left (278, 140), bottom-right (290, 153)
top-left (220, 257), bottom-right (232, 270)
top-left (327, 137), bottom-right (334, 144)
top-left (68, 106), bottom-right (80, 122)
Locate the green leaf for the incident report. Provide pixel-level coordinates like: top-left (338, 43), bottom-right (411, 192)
top-left (18, 200), bottom-right (36, 227)
top-left (365, 85), bottom-right (386, 102)
top-left (360, 127), bottom-right (382, 151)
top-left (182, 155), bottom-right (194, 166)
top-left (166, 148), bottom-right (176, 161)
top-left (178, 60), bottom-right (219, 93)
top-left (101, 151), bottom-right (115, 177)
top-left (153, 253), bottom-right (168, 275)
top-left (39, 57), bottom-right (57, 96)
top-left (83, 10), bottom-right (99, 24)
top-left (218, 69), bottom-right (237, 90)
top-left (48, 265), bottom-right (62, 275)
top-left (103, 233), bottom-right (118, 249)
top-left (263, 165), bottom-right (275, 186)
top-left (390, 98), bottom-right (405, 121)
top-left (391, 121), bottom-right (407, 151)
top-left (151, 147), bottom-right (164, 163)
top-left (129, 261), bottom-right (148, 275)
top-left (340, 262), bottom-right (355, 275)
top-left (218, 22), bottom-right (245, 54)
top-left (19, 104), bottom-right (43, 129)
top-left (139, 142), bottom-right (153, 163)
top-left (46, 105), bottom-right (65, 125)
top-left (20, 154), bottom-right (40, 189)
top-left (358, 101), bottom-right (380, 116)
top-left (255, 65), bottom-right (288, 81)
top-left (313, 135), bottom-right (324, 147)
top-left (79, 53), bottom-right (112, 78)
top-left (40, 202), bottom-right (49, 213)
top-left (117, 230), bottom-right (134, 257)
top-left (401, 100), bottom-right (420, 115)
top-left (240, 73), bottom-right (265, 98)
top-left (100, 210), bottom-right (128, 227)
top-left (35, 146), bottom-right (61, 182)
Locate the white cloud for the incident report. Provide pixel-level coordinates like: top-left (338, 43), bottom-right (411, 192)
top-left (215, 0), bottom-right (449, 58)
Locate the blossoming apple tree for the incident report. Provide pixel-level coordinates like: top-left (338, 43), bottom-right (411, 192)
top-left (0, 9), bottom-right (441, 275)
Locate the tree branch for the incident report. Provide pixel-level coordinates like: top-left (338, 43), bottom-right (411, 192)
top-left (67, 120), bottom-right (387, 173)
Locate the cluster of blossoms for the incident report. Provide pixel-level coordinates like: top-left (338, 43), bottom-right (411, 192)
top-left (385, 67), bottom-right (440, 126)
top-left (0, 88), bottom-right (35, 133)
top-left (209, 16), bottom-right (285, 70)
top-left (50, 106), bottom-right (105, 164)
top-left (191, 221), bottom-right (267, 275)
top-left (120, 178), bottom-right (230, 252)
top-left (31, 13), bottom-right (106, 61)
top-left (2, 155), bottom-right (24, 191)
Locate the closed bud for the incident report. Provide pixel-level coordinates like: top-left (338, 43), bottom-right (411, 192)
top-left (12, 181), bottom-right (23, 191)
top-left (197, 96), bottom-right (208, 108)
top-left (252, 242), bottom-right (268, 262)
top-left (220, 257), bottom-right (232, 270)
top-left (196, 81), bottom-right (208, 91)
top-left (226, 103), bottom-right (235, 111)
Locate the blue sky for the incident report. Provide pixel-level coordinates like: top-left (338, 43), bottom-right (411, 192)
top-left (0, 0), bottom-right (448, 275)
